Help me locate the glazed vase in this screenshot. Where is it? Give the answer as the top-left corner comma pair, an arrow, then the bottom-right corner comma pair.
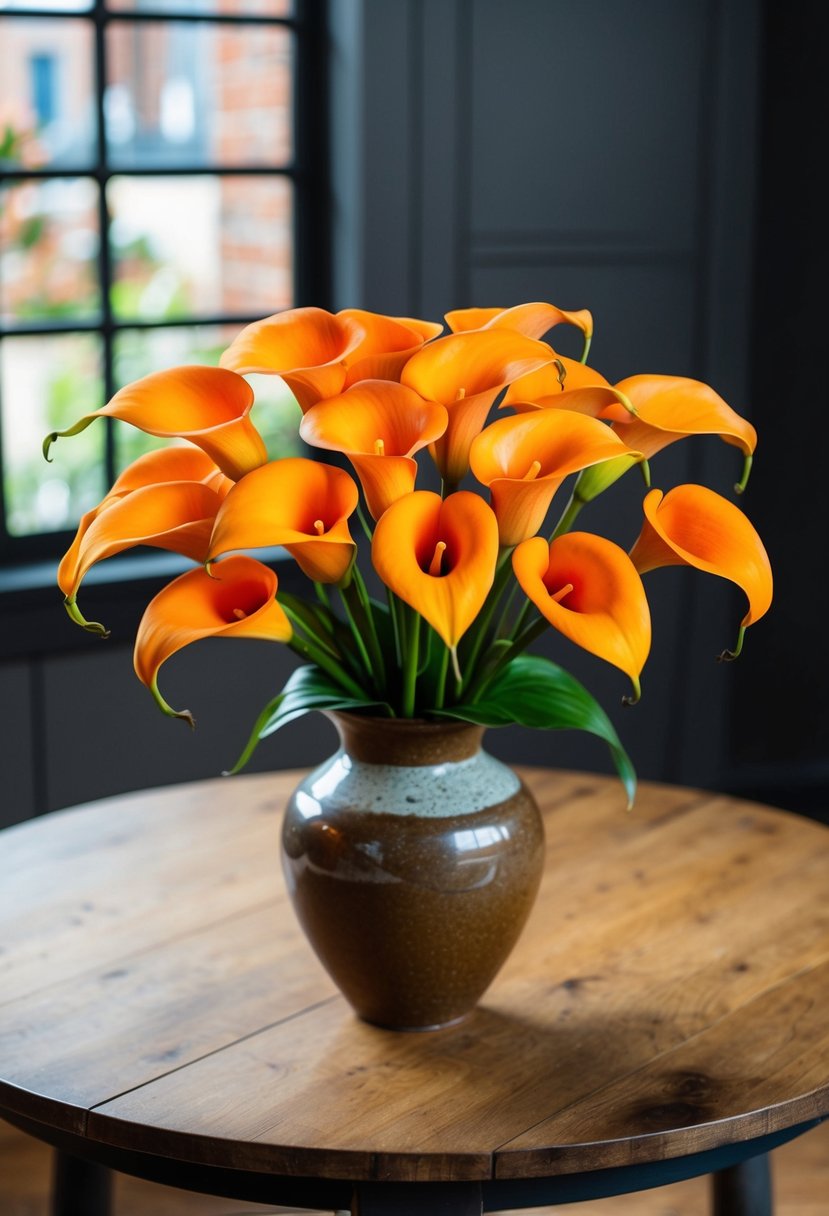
280,712 -> 545,1031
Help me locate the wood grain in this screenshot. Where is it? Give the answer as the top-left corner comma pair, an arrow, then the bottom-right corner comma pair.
3,1116 -> 829,1216
1,768 -> 828,1187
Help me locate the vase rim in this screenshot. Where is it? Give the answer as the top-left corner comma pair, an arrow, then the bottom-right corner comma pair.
327,709 -> 484,766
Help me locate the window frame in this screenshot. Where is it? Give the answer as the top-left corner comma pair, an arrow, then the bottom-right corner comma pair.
0,0 -> 330,567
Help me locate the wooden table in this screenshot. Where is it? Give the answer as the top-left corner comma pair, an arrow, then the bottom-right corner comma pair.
1,769 -> 827,1216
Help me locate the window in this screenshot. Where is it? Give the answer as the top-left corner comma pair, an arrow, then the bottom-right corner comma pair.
0,0 -> 327,563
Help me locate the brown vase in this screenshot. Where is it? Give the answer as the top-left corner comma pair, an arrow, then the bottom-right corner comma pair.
281,712 -> 544,1031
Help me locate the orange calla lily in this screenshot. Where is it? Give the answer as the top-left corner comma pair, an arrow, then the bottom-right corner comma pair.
608,375 -> 757,493
445,302 -> 593,348
60,447 -> 233,620
401,329 -> 557,486
220,307 -> 366,411
338,309 -> 444,385
372,491 -> 499,657
630,485 -> 772,658
43,366 -> 267,481
300,381 -> 448,520
470,410 -> 642,546
60,481 -> 229,635
134,555 -> 291,724
107,446 -> 233,498
513,532 -> 651,699
502,356 -> 634,423
207,457 -> 359,584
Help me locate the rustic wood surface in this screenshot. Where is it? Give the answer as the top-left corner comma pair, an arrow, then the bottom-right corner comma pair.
1,769 -> 827,1187
2,1118 -> 828,1216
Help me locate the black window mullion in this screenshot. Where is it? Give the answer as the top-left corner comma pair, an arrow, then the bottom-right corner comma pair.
93,0 -> 117,487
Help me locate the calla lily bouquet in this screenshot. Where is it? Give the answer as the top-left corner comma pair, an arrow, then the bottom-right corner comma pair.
45,302 -> 772,805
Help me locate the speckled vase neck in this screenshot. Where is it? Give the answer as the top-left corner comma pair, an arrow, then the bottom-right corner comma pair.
281,713 -> 545,1031
329,711 -> 484,766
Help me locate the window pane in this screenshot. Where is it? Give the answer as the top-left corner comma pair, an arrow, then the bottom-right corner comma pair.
1,332 -> 105,535
0,178 -> 100,324
109,175 -> 293,320
106,21 -> 293,168
113,324 -> 304,469
107,0 -> 292,14
0,18 -> 95,168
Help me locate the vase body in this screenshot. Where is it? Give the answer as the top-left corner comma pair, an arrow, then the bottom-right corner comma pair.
281,712 -> 544,1030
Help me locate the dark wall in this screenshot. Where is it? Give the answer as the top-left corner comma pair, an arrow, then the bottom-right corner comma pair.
730,0 -> 829,817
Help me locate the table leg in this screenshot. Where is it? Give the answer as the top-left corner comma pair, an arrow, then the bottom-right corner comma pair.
51,1150 -> 112,1216
351,1181 -> 483,1215
711,1151 -> 772,1216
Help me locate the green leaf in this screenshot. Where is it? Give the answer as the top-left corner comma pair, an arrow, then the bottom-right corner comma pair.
226,665 -> 393,775
436,653 -> 637,808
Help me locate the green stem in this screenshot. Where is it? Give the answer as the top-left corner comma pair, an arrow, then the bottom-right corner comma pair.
357,503 -> 375,543
464,617 -> 548,704
460,550 -> 515,692
401,606 -> 420,718
287,632 -> 365,699
387,589 -> 403,668
433,643 -> 450,711
580,332 -> 592,364
338,582 -> 375,682
549,488 -> 586,542
313,581 -> 332,615
345,578 -> 384,695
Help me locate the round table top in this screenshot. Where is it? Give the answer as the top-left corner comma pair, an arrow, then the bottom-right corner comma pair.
1,768 -> 828,1186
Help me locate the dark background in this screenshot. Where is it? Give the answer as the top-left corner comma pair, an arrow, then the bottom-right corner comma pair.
1,0 -> 825,828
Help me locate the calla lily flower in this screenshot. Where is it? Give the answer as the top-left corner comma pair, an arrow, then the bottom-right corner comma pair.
207,457 -> 359,584
513,532 -> 651,699
629,485 -> 772,659
134,555 -> 291,724
502,357 -> 635,422
60,481 -> 230,635
401,329 -> 557,486
338,309 -> 444,385
59,448 -> 233,635
43,366 -> 267,481
470,410 -> 642,546
300,381 -> 448,520
220,307 -> 365,411
445,302 -> 593,348
605,375 -> 758,494
372,491 -> 499,657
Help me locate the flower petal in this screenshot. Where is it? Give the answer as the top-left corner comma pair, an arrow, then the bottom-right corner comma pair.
134,555 -> 291,722
299,381 -> 448,519
338,309 -> 443,384
502,357 -> 633,422
208,456 -> 359,584
44,366 -> 267,481
220,307 -> 363,411
109,446 -> 233,497
630,485 -> 772,641
513,532 -> 651,696
445,302 -> 593,342
372,490 -> 499,650
470,410 -> 641,546
401,329 -> 556,484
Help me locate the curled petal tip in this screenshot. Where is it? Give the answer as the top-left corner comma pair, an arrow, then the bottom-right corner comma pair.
734,454 -> 753,495
150,676 -> 195,726
640,458 -> 651,488
717,625 -> 746,663
622,677 -> 642,707
43,434 -> 57,462
64,597 -> 110,638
